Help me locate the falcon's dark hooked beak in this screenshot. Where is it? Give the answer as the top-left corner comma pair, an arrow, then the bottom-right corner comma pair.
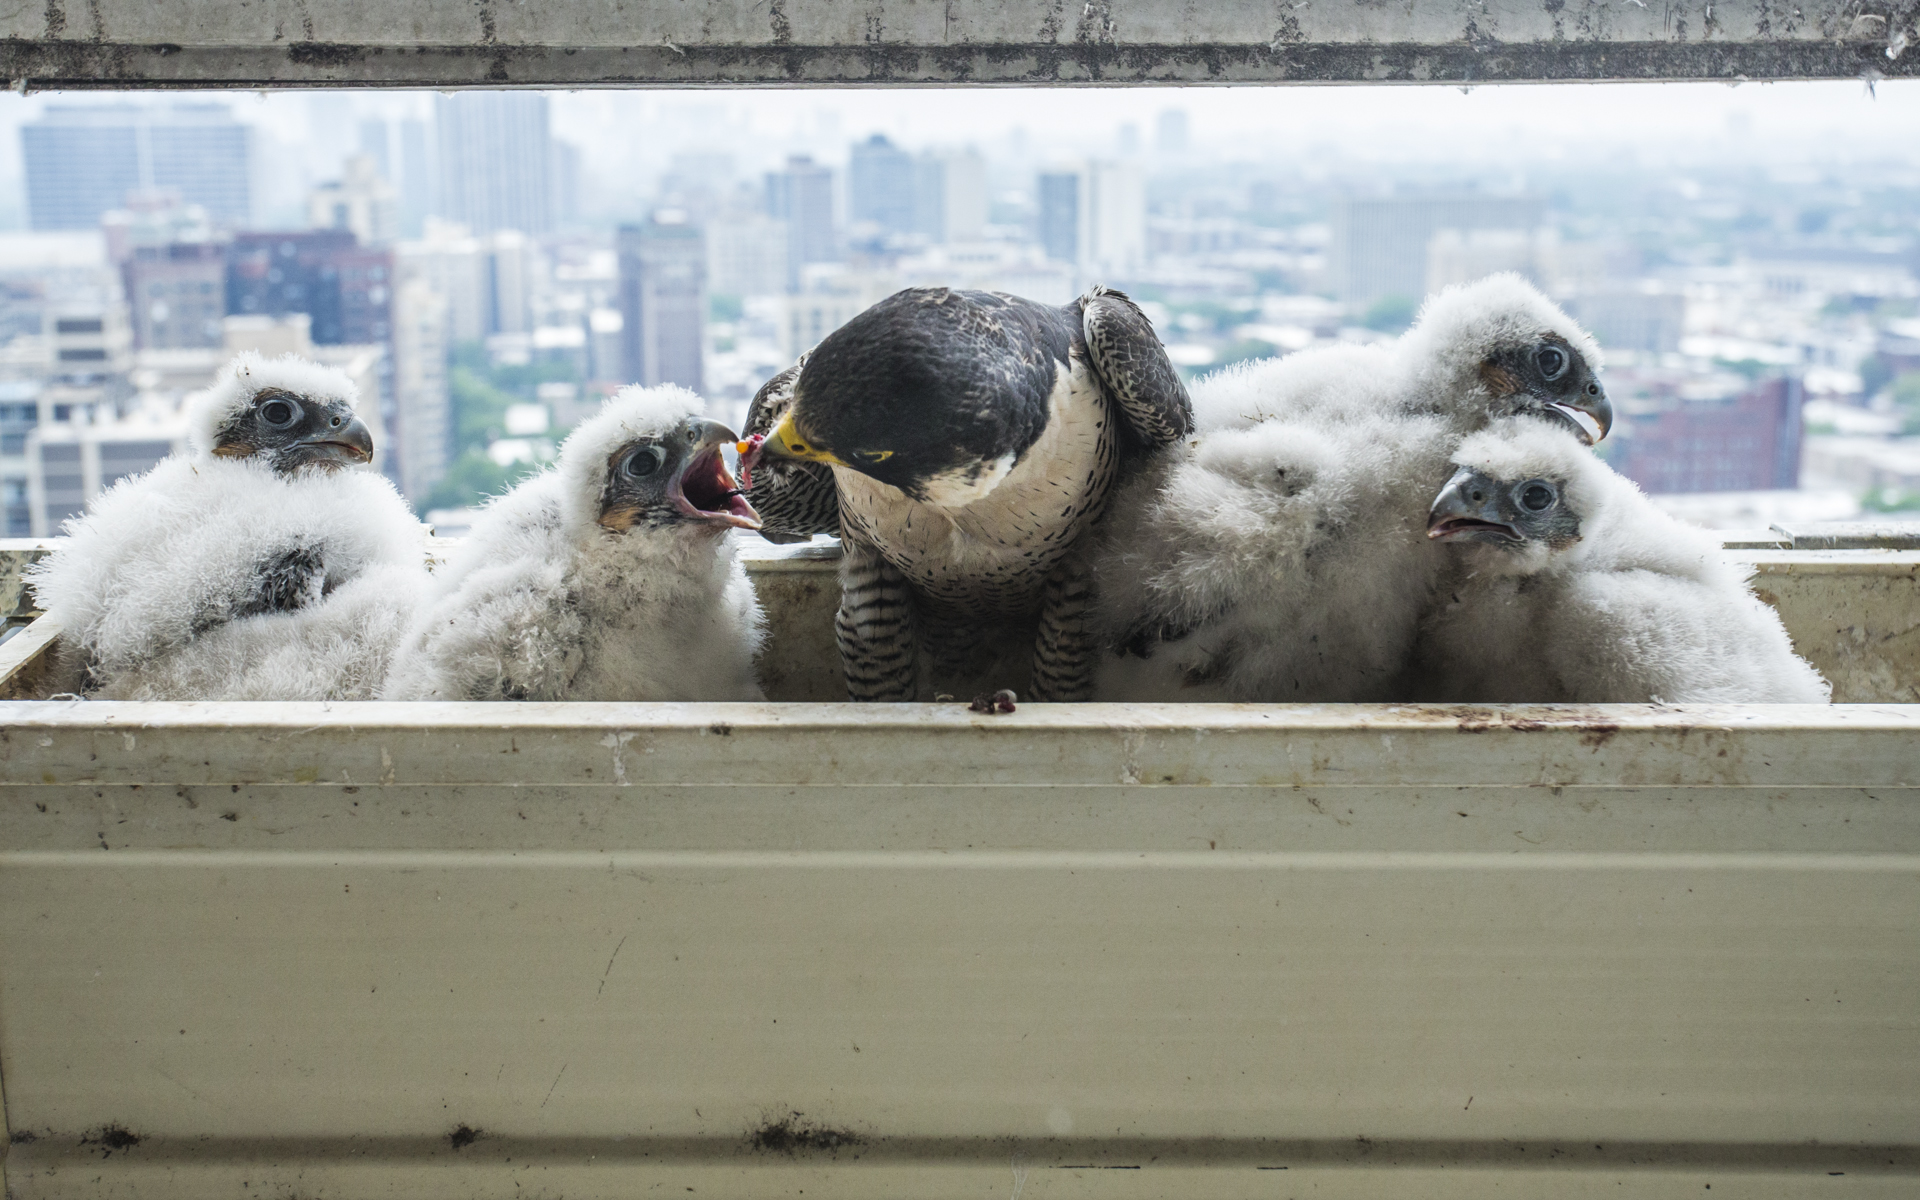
292,413 -> 375,466
1427,469 -> 1523,544
1541,383 -> 1613,447
672,419 -> 761,531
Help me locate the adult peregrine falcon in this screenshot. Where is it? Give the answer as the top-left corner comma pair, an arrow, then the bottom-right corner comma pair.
739,285 -> 1192,701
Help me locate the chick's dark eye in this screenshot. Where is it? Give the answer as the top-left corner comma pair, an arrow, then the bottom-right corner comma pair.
259,399 -> 299,428
1535,345 -> 1569,381
1518,480 -> 1558,513
622,446 -> 666,478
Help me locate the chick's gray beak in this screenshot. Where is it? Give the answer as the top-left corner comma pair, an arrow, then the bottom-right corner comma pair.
692,419 -> 740,452
1548,383 -> 1613,446
297,413 -> 374,464
1427,469 -> 1521,543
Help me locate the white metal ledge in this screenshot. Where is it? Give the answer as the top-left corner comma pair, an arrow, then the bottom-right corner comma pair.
0,701 -> 1917,1196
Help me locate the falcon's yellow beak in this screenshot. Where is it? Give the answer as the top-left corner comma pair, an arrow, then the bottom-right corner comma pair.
762,410 -> 848,468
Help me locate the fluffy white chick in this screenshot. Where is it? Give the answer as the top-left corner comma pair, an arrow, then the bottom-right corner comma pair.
1087,274 -> 1615,702
381,386 -> 767,702
1191,274 -> 1611,436
27,352 -> 425,700
1413,419 -> 1830,704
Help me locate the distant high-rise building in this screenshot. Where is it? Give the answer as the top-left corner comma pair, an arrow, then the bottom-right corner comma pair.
357,119 -> 392,181
1037,171 -> 1081,265
1612,375 -> 1805,494
0,230 -> 117,348
483,230 -> 535,337
707,216 -> 791,298
1086,161 -> 1145,277
551,140 -> 583,229
396,224 -> 533,345
0,381 -> 41,535
584,310 -> 626,387
1155,109 -> 1189,155
1332,193 -> 1547,306
46,305 -> 132,384
307,155 -> 400,246
21,103 -> 251,231
99,195 -> 226,351
124,243 -> 227,350
226,231 -> 393,346
396,118 -> 436,238
26,414 -> 187,537
390,278 -> 452,501
1035,162 -> 1145,277
434,92 -> 553,235
848,134 -> 917,236
617,212 -> 706,393
765,156 -> 836,292
910,149 -> 989,245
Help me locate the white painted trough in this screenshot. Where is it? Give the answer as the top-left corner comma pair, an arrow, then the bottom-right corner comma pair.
0,536 -> 1916,1197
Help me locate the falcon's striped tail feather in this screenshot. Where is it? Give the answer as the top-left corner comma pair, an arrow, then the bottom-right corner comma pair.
1028,554 -> 1095,702
835,539 -> 919,701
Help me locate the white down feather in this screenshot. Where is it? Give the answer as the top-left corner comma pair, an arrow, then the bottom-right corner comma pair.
1412,420 -> 1831,704
1090,411 -> 1453,701
380,386 -> 766,702
28,453 -> 426,701
1088,274 -> 1603,702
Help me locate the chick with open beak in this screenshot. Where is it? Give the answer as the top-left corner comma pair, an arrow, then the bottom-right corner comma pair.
1474,335 -> 1612,447
599,417 -> 760,533
381,385 -> 769,703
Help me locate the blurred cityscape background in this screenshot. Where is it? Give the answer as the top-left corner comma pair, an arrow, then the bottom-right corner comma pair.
0,83 -> 1917,535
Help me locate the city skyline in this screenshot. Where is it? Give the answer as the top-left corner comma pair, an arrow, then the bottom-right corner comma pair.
0,80 -> 1916,529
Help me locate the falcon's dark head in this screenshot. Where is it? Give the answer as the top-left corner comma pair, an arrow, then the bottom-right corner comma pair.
560,385 -> 759,537
743,288 -> 1063,506
192,352 -> 373,475
1427,419 -> 1597,573
1406,274 -> 1613,446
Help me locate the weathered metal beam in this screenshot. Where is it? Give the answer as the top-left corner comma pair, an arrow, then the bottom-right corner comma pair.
1,0 -> 1915,88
